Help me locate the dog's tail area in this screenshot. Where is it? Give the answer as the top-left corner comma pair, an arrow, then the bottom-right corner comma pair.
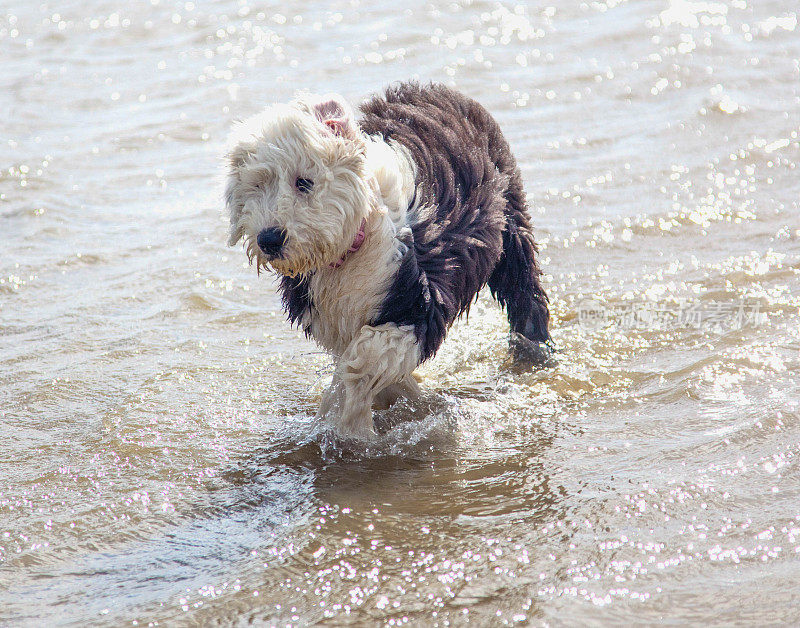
487,169 -> 553,361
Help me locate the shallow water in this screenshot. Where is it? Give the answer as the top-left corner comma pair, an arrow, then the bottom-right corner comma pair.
2,0 -> 800,625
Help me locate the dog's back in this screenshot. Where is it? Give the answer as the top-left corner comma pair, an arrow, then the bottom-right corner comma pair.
360,82 -> 551,361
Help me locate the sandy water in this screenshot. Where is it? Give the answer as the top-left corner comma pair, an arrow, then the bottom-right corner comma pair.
2,0 -> 800,625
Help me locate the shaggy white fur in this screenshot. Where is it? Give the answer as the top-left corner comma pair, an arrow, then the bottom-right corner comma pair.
318,324 -> 421,437
225,92 -> 420,437
226,100 -> 370,277
226,83 -> 554,436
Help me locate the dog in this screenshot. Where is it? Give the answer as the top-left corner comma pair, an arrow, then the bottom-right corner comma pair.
225,82 -> 551,438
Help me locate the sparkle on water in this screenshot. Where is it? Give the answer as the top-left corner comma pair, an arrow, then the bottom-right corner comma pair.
2,0 -> 800,625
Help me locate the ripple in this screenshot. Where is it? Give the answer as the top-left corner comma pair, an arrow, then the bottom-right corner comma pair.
2,0 -> 800,624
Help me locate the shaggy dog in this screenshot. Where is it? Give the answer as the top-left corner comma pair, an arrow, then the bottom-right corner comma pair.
225,82 -> 551,438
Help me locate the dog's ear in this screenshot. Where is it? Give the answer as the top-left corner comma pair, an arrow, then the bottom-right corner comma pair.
227,144 -> 252,170
224,173 -> 246,247
311,95 -> 357,140
224,142 -> 248,247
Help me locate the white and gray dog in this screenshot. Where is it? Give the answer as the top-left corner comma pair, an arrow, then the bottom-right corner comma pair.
225,82 -> 551,438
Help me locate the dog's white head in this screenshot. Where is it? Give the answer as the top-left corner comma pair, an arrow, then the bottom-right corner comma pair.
225,94 -> 370,276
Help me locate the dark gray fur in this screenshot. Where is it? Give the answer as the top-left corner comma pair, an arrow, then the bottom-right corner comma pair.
280,82 -> 551,362
363,82 -> 550,361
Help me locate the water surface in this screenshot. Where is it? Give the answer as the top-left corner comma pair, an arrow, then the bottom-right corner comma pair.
2,0 -> 800,624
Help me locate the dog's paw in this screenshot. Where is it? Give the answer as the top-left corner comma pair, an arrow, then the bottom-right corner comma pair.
317,384 -> 376,439
336,403 -> 377,440
509,332 -> 557,367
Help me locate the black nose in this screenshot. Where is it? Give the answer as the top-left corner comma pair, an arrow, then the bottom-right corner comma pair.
256,227 -> 287,257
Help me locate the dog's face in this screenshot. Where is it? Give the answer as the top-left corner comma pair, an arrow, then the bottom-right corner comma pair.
225,95 -> 369,276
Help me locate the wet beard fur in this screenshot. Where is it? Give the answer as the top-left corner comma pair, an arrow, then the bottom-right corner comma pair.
243,190 -> 375,279
244,235 -> 320,278
244,237 -> 274,276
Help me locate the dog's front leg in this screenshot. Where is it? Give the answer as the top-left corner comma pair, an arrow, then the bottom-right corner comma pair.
317,370 -> 342,419
333,323 -> 420,438
373,375 -> 422,410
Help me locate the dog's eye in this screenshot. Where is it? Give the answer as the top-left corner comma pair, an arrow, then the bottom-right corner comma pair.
295,177 -> 314,194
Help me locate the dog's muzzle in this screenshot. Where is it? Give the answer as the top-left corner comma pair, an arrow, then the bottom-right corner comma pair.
256,227 -> 287,258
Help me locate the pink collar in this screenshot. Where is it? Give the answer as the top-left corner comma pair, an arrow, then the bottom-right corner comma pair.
329,218 -> 367,269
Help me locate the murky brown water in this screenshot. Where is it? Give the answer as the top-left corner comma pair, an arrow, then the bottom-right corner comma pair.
2,0 -> 800,625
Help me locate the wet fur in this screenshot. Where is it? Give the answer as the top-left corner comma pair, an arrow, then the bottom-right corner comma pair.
226,82 -> 551,437
361,83 -> 551,359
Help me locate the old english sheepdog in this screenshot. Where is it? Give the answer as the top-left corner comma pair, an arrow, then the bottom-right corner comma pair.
225,82 -> 551,438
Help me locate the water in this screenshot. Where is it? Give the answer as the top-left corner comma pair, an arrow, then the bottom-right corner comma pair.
2,0 -> 799,624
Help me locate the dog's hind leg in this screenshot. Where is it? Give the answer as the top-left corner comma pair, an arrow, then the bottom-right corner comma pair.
487,175 -> 553,362
330,323 -> 420,438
